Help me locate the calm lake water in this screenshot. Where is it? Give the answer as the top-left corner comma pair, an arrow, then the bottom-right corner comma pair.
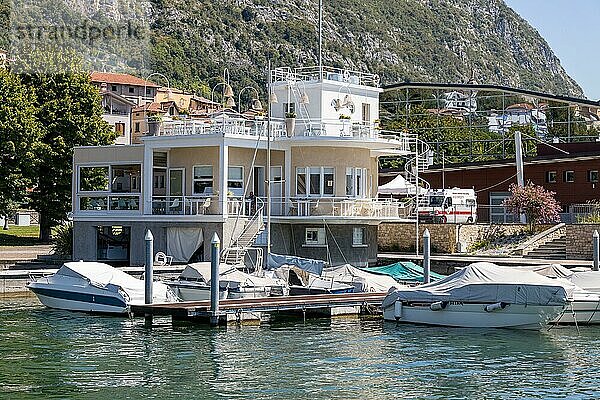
1,295 -> 599,400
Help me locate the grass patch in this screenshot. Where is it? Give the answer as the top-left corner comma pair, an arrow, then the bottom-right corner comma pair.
0,225 -> 42,246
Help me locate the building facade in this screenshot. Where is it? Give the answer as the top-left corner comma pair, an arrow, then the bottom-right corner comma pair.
72,66 -> 413,267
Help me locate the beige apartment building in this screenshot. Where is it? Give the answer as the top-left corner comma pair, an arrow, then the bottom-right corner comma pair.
72,66 -> 415,267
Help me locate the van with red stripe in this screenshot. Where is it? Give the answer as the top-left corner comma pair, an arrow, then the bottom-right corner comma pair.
418,188 -> 477,224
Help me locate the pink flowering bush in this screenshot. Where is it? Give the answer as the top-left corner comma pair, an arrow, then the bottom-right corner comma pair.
503,182 -> 561,232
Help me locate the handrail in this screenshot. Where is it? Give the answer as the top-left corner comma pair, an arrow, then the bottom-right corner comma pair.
512,223 -> 566,256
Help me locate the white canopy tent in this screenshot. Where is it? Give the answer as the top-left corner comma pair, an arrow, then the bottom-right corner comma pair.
378,174 -> 419,195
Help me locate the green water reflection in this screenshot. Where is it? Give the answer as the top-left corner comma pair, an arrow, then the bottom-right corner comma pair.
0,296 -> 598,399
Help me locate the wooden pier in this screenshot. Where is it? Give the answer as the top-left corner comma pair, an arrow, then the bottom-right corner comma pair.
131,292 -> 387,325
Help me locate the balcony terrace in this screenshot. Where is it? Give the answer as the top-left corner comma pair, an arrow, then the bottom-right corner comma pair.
271,66 -> 380,87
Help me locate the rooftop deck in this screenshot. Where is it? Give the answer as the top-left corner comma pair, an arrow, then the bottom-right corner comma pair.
271,66 -> 380,87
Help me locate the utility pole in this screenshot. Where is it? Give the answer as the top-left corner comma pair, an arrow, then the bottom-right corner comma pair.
514,130 -> 526,224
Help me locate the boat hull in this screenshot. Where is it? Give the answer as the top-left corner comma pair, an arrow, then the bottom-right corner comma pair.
28,285 -> 128,314
383,302 -> 564,330
167,282 -> 228,302
551,300 -> 600,324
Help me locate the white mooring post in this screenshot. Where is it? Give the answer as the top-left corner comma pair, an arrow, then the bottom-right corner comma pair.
144,229 -> 154,326
423,229 -> 431,284
210,233 -> 221,326
593,230 -> 599,272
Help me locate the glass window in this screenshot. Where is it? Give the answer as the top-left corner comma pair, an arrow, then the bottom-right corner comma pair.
323,168 -> 334,195
80,166 -> 109,192
346,168 -> 354,196
193,166 -> 213,195
352,227 -> 366,245
97,226 -> 130,262
564,171 -> 575,183
153,152 -> 168,167
305,227 -> 325,245
546,171 -> 557,183
111,165 -> 141,193
228,166 -> 244,196
309,167 -> 321,196
589,170 -> 599,183
345,167 -> 367,197
296,167 -> 306,196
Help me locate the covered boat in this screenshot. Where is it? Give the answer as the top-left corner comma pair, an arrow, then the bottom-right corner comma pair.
522,264 -> 600,325
321,264 -> 400,292
27,261 -> 173,314
167,262 -> 288,301
362,262 -> 445,284
382,262 -> 570,329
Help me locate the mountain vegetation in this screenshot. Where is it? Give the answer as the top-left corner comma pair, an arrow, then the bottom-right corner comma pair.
0,0 -> 584,98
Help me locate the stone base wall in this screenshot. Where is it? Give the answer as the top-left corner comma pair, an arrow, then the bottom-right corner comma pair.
378,223 -> 547,254
566,225 -> 600,260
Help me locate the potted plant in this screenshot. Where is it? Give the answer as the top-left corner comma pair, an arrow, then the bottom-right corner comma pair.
147,113 -> 163,136
285,112 -> 297,137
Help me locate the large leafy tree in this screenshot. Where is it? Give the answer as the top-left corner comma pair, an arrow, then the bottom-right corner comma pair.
17,48 -> 115,241
503,182 -> 561,232
0,68 -> 41,225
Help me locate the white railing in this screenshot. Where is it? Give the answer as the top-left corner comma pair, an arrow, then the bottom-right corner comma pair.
150,195 -> 260,216
271,66 -> 380,87
156,118 -> 286,138
265,196 -> 408,218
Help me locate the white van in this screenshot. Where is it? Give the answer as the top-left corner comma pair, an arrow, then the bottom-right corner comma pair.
418,188 -> 477,224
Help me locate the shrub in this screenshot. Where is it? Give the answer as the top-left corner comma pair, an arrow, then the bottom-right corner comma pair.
52,222 -> 73,257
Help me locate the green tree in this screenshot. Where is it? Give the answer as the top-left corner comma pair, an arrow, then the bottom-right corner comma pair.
17,48 -> 115,241
0,68 -> 41,227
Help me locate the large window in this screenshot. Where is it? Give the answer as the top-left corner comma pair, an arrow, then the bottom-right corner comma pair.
228,166 -> 244,196
346,167 -> 367,197
111,165 -> 141,193
97,226 -> 130,262
296,167 -> 335,197
352,227 -> 366,246
490,192 -> 516,223
193,166 -> 213,195
80,166 -> 109,192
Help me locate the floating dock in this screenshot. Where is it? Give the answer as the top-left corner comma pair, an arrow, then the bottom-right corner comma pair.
130,292 -> 387,325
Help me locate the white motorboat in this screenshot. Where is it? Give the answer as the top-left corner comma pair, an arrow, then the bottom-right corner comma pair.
382,262 -> 570,330
27,261 -> 173,314
522,264 -> 600,325
166,262 -> 288,301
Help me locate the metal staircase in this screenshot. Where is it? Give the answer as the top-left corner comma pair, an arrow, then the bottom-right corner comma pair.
220,199 -> 265,267
404,137 -> 431,219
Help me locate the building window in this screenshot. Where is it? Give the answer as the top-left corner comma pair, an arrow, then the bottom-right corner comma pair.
111,85 -> 117,91
346,167 -> 367,197
490,192 -> 516,223
111,165 -> 141,193
589,170 -> 599,183
546,171 -> 557,183
305,227 -> 326,245
193,166 -> 213,195
79,166 -> 109,192
564,170 -> 575,183
284,102 -> 296,115
146,88 -> 153,96
128,87 -> 135,93
352,227 -> 366,246
228,166 -> 244,196
296,167 -> 335,197
115,122 -> 125,136
134,122 -> 140,133
97,226 -> 130,262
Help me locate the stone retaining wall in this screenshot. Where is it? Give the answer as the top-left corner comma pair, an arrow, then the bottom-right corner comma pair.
378,223 -> 546,254
566,224 -> 600,259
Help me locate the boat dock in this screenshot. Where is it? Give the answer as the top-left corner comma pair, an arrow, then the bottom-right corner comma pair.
130,292 -> 387,325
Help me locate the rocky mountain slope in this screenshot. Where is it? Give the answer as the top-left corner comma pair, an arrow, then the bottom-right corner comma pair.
1,0 -> 583,97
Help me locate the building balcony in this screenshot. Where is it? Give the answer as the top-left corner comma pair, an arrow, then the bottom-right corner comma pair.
147,117 -> 408,149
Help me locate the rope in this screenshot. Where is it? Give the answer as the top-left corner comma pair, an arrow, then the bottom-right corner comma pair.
323,219 -> 349,265
475,173 -> 517,193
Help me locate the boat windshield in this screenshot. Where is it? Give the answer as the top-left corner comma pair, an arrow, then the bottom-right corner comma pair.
428,196 -> 445,207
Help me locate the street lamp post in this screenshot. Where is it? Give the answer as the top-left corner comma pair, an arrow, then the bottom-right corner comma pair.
143,72 -> 170,106
238,86 -> 263,114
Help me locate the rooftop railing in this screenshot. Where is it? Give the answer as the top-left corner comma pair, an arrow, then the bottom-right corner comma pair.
271,66 -> 380,87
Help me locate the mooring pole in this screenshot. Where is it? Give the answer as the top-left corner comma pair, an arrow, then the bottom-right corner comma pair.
593,230 -> 599,272
514,130 -> 527,224
423,229 -> 431,284
210,233 -> 221,326
144,229 -> 154,326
